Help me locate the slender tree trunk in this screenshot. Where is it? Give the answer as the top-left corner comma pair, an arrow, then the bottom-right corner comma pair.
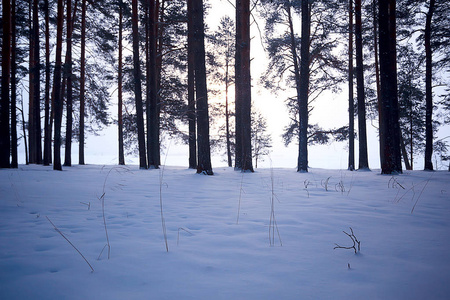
187,2 -> 197,169
373,0 -> 381,110
355,0 -> 369,170
298,0 -> 310,172
28,1 -> 35,164
400,136 -> 412,170
147,0 -> 160,169
34,0 -> 42,164
424,0 -> 435,171
79,0 -> 86,165
348,0 -> 355,171
378,0 -> 402,174
118,1 -> 125,165
225,58 -> 232,167
64,0 -> 73,167
43,0 -> 52,166
0,0 -> 12,168
190,0 -> 213,175
11,0 -> 18,168
53,0 -> 64,171
20,100 -> 29,164
235,0 -> 253,172
132,0 -> 148,169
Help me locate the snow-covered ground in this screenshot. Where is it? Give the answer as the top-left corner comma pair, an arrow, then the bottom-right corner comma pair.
1,164 -> 449,299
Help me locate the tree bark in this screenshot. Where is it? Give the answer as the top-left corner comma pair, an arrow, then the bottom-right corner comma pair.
378,0 -> 402,174
147,0 -> 160,169
187,1 -> 197,169
28,1 -> 35,164
424,0 -> 435,171
43,0 -> 52,166
118,0 -> 125,165
355,0 -> 369,170
0,0 -> 12,168
235,0 -> 253,172
132,0 -> 148,169
297,0 -> 310,172
64,0 -> 73,167
11,0 -> 18,168
225,57 -> 232,167
29,0 -> 42,164
189,0 -> 213,175
348,0 -> 355,171
53,0 -> 65,171
187,3 -> 197,169
79,0 -> 87,165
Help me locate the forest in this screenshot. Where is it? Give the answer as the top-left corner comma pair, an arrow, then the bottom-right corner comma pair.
0,0 -> 449,174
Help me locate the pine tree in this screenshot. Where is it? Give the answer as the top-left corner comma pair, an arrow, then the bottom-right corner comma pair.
378,0 -> 402,174
189,0 -> 213,175
53,0 -> 64,171
355,0 -> 369,170
348,0 -> 355,171
132,0 -> 148,169
43,0 -> 52,166
0,0 -> 12,168
10,0 -> 18,168
146,0 -> 160,169
118,0 -> 125,166
63,0 -> 74,167
298,0 -> 310,172
235,0 -> 253,172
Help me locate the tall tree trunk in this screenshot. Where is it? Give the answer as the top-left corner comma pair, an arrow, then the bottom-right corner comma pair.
118,0 -> 125,165
378,0 -> 402,174
348,0 -> 355,171
373,0 -> 381,111
298,0 -> 310,172
225,57 -> 232,167
287,3 -> 302,163
0,0 -> 12,168
64,0 -> 73,167
11,0 -> 18,168
29,0 -> 42,164
28,1 -> 35,164
43,0 -> 52,165
355,0 -> 369,170
53,0 -> 64,171
189,0 -> 213,175
424,0 -> 435,171
147,0 -> 159,169
32,0 -> 42,164
79,0 -> 86,165
132,0 -> 148,169
187,1 -> 197,169
235,0 -> 253,172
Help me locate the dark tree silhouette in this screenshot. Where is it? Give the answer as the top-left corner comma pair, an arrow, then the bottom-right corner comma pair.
298,0 -> 310,172
348,0 -> 355,171
53,0 -> 65,171
0,0 -> 12,168
235,0 -> 253,172
378,0 -> 402,174
132,0 -> 148,169
189,0 -> 213,175
355,0 -> 369,170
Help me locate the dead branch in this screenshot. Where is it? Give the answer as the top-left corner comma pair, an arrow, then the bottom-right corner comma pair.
334,227 -> 361,254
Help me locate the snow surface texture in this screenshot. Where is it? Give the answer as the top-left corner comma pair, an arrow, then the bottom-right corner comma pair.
1,165 -> 449,300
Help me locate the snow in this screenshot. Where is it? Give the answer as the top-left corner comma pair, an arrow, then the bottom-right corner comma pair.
1,164 -> 449,299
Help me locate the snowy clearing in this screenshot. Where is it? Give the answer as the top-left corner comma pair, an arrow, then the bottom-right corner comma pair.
1,165 -> 449,299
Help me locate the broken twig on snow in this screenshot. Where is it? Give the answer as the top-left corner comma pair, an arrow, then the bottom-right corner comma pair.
334,227 -> 361,254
